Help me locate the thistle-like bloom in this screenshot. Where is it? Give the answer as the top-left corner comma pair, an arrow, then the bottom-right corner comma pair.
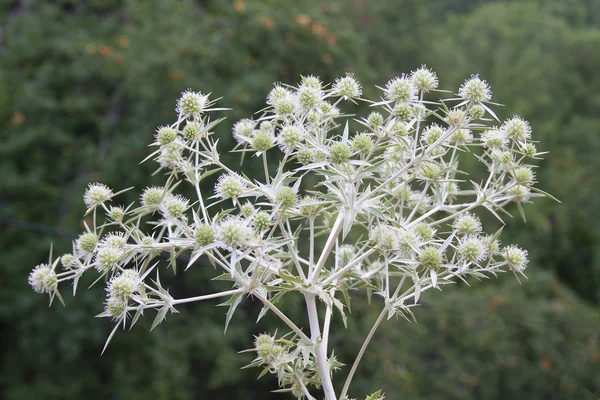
450,129 -> 473,145
329,142 -> 351,164
422,124 -> 444,146
84,183 -> 113,209
140,186 -> 165,209
410,66 -> 438,92
332,74 -> 362,99
502,116 -> 531,142
254,211 -> 272,231
275,187 -> 297,208
195,224 -> 216,246
369,224 -> 396,251
233,119 -> 256,143
458,235 -> 488,263
95,246 -> 122,273
107,269 -> 140,299
503,245 -> 528,272
481,129 -> 508,149
419,246 -> 442,270
352,134 -> 373,154
161,194 -> 189,220
60,253 -> 76,270
452,212 -> 482,235
459,75 -> 492,103
384,75 -> 417,103
28,264 -> 58,294
104,296 -> 127,320
251,131 -> 275,152
217,217 -> 254,248
182,121 -> 206,141
215,173 -> 247,200
76,232 -> 99,255
176,90 -> 208,119
155,126 -> 178,146
278,125 -> 304,152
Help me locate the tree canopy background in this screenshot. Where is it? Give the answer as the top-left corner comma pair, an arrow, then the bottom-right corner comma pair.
1,0 -> 599,399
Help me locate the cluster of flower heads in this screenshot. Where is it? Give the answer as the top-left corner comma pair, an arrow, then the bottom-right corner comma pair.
29,67 -> 549,399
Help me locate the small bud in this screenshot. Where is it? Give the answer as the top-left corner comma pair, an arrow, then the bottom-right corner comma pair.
240,202 -> 255,218
155,126 -> 178,145
411,66 -> 438,92
521,142 -> 537,158
459,75 -> 492,103
483,235 -> 501,255
329,142 -> 351,164
28,264 -> 58,294
254,333 -> 275,360
419,246 -> 442,270
512,166 -> 535,185
503,245 -> 528,272
470,104 -> 486,119
279,125 -> 304,152
109,206 -> 125,222
352,134 -> 374,154
481,129 -> 508,149
452,212 -> 482,235
422,124 -> 444,146
299,196 -> 322,219
450,129 -> 473,145
392,103 -> 413,121
446,109 -> 466,127
60,253 -> 76,270
254,212 -> 272,231
296,149 -> 313,165
385,75 -> 416,102
195,224 -> 216,246
105,297 -> 127,320
508,185 -> 531,203
84,183 -> 113,209
332,74 -> 362,99
215,173 -> 246,200
369,224 -> 396,251
419,162 -> 443,181
251,131 -> 275,152
275,187 -> 297,208
414,224 -> 434,242
182,121 -> 205,141
176,90 -> 208,119
141,186 -> 165,208
76,232 -> 99,255
367,111 -> 384,127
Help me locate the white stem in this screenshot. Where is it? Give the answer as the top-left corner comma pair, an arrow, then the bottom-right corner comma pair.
311,213 -> 344,284
305,293 -> 337,400
173,288 -> 244,305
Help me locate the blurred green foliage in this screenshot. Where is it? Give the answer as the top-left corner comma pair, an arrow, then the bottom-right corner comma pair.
0,0 -> 599,399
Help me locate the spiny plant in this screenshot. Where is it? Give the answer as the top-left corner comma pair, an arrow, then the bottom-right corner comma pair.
29,67 -> 553,399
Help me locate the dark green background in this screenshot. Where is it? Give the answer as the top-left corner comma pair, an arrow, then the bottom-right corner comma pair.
1,0 -> 599,399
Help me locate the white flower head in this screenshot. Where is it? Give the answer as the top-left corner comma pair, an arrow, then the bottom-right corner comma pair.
215,173 -> 247,200
459,75 -> 492,103
28,264 -> 58,294
233,119 -> 256,143
84,183 -> 113,209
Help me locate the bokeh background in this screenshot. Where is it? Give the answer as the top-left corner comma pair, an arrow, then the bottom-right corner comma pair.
1,0 -> 600,399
